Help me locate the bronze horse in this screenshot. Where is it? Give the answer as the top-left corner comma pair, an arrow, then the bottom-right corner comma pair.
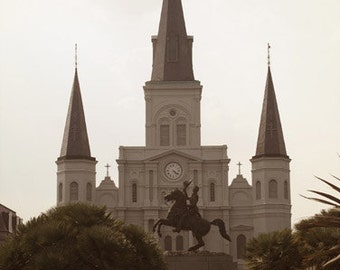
153,189 -> 231,251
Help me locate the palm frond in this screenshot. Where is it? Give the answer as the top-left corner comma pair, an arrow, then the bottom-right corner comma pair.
315,176 -> 340,193
307,190 -> 340,205
331,175 -> 340,182
323,250 -> 340,267
300,195 -> 338,207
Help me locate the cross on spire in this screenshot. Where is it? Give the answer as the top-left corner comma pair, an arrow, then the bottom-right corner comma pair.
75,43 -> 78,69
237,162 -> 242,175
105,163 -> 111,177
267,43 -> 271,67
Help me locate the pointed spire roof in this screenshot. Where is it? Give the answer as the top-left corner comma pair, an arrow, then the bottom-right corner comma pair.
253,67 -> 288,159
151,0 -> 194,81
58,68 -> 95,161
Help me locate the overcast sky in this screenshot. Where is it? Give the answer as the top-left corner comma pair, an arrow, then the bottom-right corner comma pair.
0,0 -> 339,225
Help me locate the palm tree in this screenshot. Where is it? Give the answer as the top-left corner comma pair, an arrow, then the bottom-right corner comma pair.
295,210 -> 340,269
245,228 -> 302,270
297,175 -> 340,268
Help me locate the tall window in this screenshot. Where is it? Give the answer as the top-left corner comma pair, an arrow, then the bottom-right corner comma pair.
237,235 -> 246,259
86,183 -> 92,201
284,181 -> 289,199
70,182 -> 78,201
132,183 -> 137,203
269,180 -> 278,199
210,182 -> 215,202
256,181 -> 261,200
160,124 -> 170,146
176,235 -> 184,251
165,236 -> 172,251
58,183 -> 63,202
176,124 -> 186,146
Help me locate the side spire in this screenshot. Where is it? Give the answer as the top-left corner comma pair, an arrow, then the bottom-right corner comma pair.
151,0 -> 194,81
58,45 -> 94,161
254,46 -> 288,159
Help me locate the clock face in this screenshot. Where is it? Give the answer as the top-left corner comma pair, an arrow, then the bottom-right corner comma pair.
164,162 -> 183,180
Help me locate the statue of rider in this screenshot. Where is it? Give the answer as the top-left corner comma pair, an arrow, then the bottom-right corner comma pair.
173,182 -> 201,233
188,186 -> 201,218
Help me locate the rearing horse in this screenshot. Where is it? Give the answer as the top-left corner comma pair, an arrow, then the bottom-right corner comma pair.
153,189 -> 231,251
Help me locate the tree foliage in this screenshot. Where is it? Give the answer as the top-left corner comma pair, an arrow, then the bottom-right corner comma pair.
245,228 -> 302,270
297,174 -> 340,269
295,209 -> 340,270
0,204 -> 166,270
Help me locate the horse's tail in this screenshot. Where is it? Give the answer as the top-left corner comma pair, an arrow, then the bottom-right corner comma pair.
211,219 -> 231,241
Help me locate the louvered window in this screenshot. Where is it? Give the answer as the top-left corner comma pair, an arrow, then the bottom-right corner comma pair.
70,182 -> 78,201
160,124 -> 170,146
210,183 -> 215,202
132,183 -> 137,203
58,183 -> 63,202
176,124 -> 186,146
269,180 -> 278,199
86,183 -> 92,201
256,181 -> 261,200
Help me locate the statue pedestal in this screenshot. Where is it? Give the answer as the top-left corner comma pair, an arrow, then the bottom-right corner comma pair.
164,251 -> 238,270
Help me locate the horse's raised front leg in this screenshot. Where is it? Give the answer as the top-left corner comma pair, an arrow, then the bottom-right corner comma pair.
152,218 -> 175,238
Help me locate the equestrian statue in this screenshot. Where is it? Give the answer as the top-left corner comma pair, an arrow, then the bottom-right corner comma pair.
153,180 -> 231,251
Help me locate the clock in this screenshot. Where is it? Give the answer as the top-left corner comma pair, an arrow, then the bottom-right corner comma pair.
164,162 -> 183,180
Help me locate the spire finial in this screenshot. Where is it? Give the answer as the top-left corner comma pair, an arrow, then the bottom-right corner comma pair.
267,43 -> 271,67
237,162 -> 242,175
105,163 -> 111,177
75,43 -> 78,69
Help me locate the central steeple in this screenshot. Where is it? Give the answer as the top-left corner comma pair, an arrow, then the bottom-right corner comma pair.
151,0 -> 194,81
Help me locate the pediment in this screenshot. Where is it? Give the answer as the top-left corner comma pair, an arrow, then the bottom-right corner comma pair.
145,149 -> 202,162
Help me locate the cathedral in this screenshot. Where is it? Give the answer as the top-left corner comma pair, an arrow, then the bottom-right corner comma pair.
56,0 -> 291,266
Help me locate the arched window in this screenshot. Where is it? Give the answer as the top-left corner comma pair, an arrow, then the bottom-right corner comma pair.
176,117 -> 187,146
237,234 -> 246,259
176,124 -> 186,146
58,183 -> 63,202
269,180 -> 278,199
164,236 -> 172,251
70,182 -> 78,201
132,183 -> 137,203
176,235 -> 184,251
256,181 -> 261,200
86,183 -> 92,201
284,181 -> 289,199
160,124 -> 170,146
210,182 -> 215,202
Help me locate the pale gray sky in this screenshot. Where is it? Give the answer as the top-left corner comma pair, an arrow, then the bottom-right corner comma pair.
0,0 -> 339,225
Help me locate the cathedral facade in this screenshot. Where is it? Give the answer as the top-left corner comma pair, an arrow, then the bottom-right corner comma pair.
56,0 -> 291,266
